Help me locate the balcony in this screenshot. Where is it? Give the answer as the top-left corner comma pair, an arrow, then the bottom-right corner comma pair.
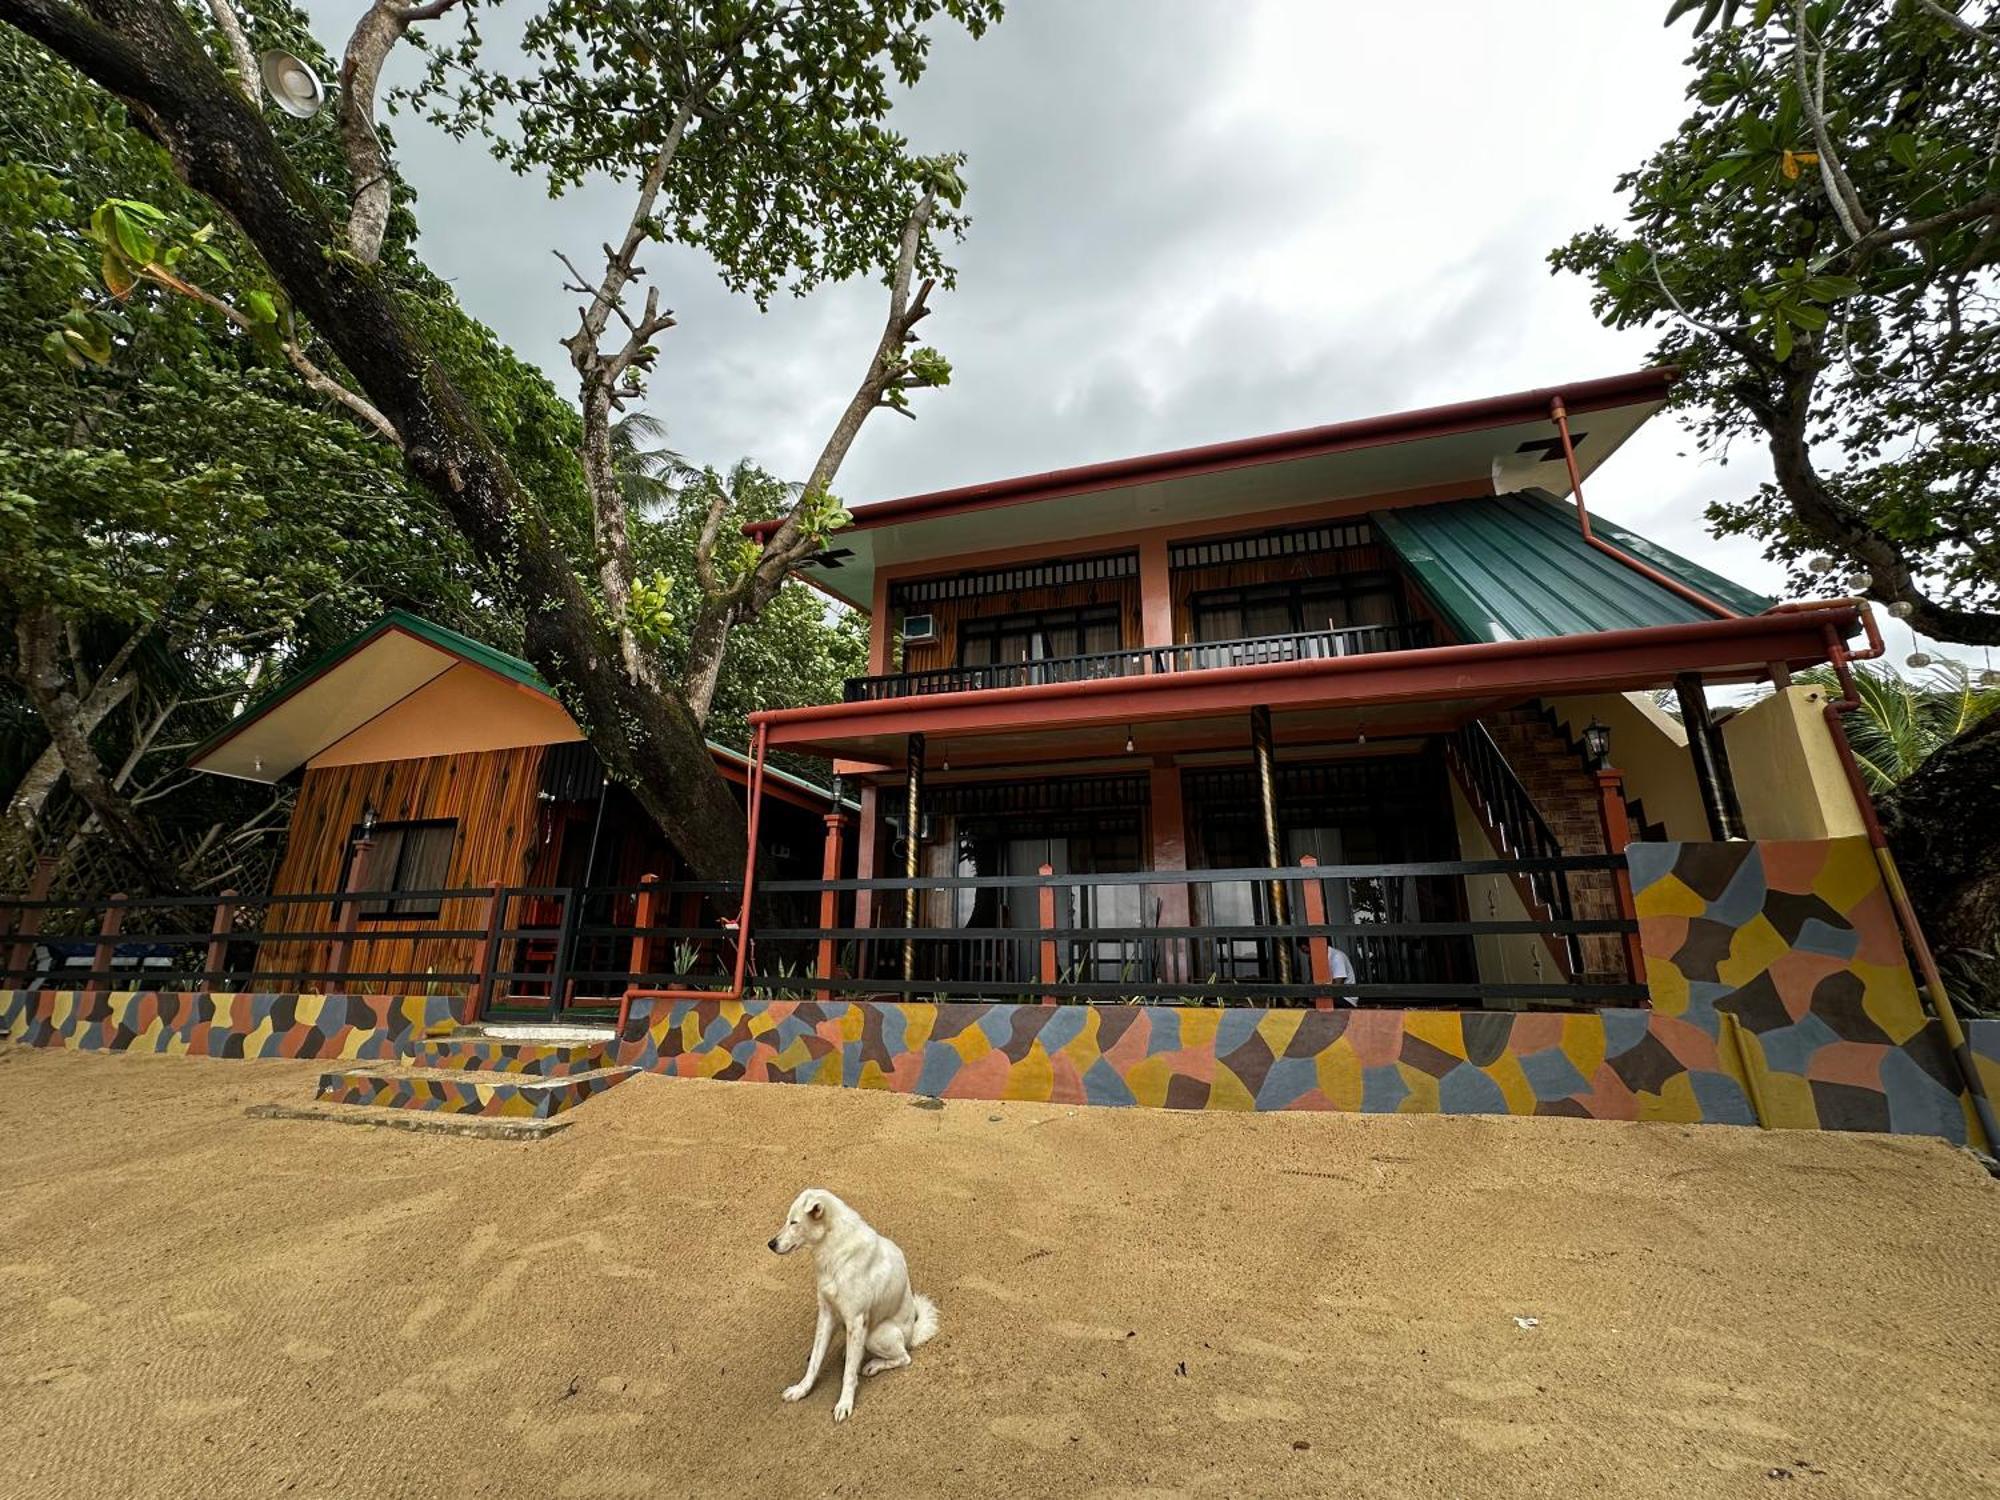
843,621 -> 1436,704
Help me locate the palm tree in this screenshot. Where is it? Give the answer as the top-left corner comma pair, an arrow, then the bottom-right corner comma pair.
608,411 -> 691,515
1797,660 -> 2000,792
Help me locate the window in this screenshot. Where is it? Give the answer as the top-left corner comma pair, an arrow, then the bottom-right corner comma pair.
959,605 -> 1122,666
341,819 -> 458,920
1191,575 -> 1402,644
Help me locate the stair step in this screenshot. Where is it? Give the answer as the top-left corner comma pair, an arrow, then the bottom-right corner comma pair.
247,1101 -> 571,1141
455,1022 -> 617,1044
314,1064 -> 636,1119
404,1036 -> 609,1075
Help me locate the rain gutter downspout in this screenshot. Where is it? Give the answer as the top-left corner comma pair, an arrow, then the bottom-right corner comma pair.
616,722 -> 772,1036
1550,398 -> 1741,620
1809,613 -> 1996,1153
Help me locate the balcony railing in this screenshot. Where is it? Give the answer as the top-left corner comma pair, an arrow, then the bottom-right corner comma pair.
843,621 -> 1436,703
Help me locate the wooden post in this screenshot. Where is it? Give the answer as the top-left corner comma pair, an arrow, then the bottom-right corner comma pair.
1674,673 -> 1745,841
326,838 -> 374,991
1594,768 -> 1648,985
468,882 -> 507,1023
628,874 -> 660,987
816,812 -> 852,984
200,890 -> 237,995
901,733 -> 925,983
1298,855 -> 1334,1010
4,854 -> 57,988
1037,863 -> 1060,1005
1250,705 -> 1293,982
89,895 -> 126,994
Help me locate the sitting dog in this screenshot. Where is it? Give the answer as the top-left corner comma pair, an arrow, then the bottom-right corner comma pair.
768,1188 -> 938,1422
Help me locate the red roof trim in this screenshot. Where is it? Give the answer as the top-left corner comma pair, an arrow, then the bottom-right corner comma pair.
746,367 -> 1677,542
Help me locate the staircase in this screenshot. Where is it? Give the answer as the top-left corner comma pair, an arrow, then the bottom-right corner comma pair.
254,1024 -> 636,1138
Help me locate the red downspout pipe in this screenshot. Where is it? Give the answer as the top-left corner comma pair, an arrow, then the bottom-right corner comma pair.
1816,620 -> 1996,1152
1550,398 -> 1740,620
617,722 -> 773,1036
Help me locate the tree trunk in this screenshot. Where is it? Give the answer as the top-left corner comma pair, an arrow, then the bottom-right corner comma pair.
4,0 -> 751,880
0,668 -> 135,870
682,600 -> 735,726
11,608 -> 178,893
1878,706 -> 2000,955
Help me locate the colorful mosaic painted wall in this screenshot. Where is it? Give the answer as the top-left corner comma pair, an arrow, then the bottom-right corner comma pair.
605,838 -> 1977,1142
0,989 -> 460,1059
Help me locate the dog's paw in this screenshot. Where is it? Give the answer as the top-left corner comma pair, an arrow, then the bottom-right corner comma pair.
861,1358 -> 893,1376
781,1382 -> 811,1403
832,1397 -> 853,1423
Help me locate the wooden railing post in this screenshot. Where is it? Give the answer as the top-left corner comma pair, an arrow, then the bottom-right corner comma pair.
628,874 -> 660,988
326,838 -> 374,992
200,890 -> 237,994
4,854 -> 57,988
1595,768 -> 1648,985
89,895 -> 126,994
1298,856 -> 1335,1010
468,881 -> 506,1023
1037,863 -> 1059,1005
816,813 -> 851,983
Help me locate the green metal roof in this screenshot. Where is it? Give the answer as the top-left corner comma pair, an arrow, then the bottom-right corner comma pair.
1372,492 -> 1772,644
188,609 -> 848,807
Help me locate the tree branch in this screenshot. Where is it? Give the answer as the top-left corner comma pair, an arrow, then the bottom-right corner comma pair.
340,0 -> 462,265
1912,0 -> 1996,46
1794,3 -> 1875,243
199,0 -> 256,104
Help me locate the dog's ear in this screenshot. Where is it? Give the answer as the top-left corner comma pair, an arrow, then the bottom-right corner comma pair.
806,1200 -> 824,1220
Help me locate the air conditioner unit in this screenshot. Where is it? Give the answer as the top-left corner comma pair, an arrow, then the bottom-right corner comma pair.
902,613 -> 937,644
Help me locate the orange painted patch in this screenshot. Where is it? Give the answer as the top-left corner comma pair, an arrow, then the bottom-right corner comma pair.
1647,1013 -> 1721,1073
1758,840 -> 1830,894
1765,948 -> 1851,1020
1804,1040 -> 1890,1089
1344,1011 -> 1406,1068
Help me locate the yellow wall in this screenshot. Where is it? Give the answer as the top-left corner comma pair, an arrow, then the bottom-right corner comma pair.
308,663 -> 584,769
1448,779 -> 1563,1002
1547,691 -> 1709,841
1720,685 -> 1867,840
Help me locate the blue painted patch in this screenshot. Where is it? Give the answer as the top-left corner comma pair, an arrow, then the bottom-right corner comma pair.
1361,1064 -> 1410,1113
1711,849 -> 1771,926
1791,916 -> 1860,961
1688,1068 -> 1756,1126
1518,1046 -> 1589,1101
1081,1057 -> 1136,1107
1752,1010 -> 1843,1076
1601,1008 -> 1654,1056
877,1003 -> 907,1056
977,1007 -> 1017,1046
1037,1005 -> 1088,1054
1624,842 -> 1680,891
913,1042 -> 963,1098
1437,1064 -> 1508,1115
1145,1007 -> 1182,1055
1214,1008 -> 1262,1058
1880,1046 -> 1968,1144
1255,1055 -> 1321,1109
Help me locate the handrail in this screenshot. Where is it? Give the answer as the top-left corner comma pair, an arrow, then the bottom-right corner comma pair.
1149,620 -> 1434,672
1445,720 -> 1578,969
844,646 -> 1149,702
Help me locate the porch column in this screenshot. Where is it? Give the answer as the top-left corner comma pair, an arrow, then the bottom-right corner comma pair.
1673,673 -> 1745,841
902,733 -> 925,982
1249,705 -> 1293,983
1148,760 -> 1190,982
1592,769 -> 1647,984
1138,535 -> 1173,649
816,783 -> 852,984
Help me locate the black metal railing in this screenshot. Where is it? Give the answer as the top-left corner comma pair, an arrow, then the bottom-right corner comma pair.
1444,720 -> 1578,969
0,855 -> 1643,1013
842,622 -> 1435,703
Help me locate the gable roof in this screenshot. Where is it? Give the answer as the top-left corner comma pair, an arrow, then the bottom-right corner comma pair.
1373,492 -> 1773,643
186,610 -> 845,807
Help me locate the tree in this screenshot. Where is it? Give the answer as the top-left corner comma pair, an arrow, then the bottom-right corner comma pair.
1797,658 -> 2000,787
1552,0 -> 2000,644
0,0 -> 997,883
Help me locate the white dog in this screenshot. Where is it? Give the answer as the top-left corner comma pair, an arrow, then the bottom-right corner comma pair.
767,1187 -> 938,1422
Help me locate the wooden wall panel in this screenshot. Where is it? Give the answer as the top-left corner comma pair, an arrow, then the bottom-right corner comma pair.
261,746 -> 548,987
900,577 -> 1141,673
1168,543 -> 1395,642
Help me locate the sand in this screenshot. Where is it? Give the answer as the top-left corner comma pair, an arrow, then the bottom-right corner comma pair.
0,1045 -> 1995,1500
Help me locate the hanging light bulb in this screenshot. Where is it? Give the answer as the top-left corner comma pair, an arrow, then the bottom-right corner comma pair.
1806,554 -> 1834,574
1123,726 -> 1135,754
1356,725 -> 1368,746
1844,572 -> 1871,594
1887,600 -> 1914,619
1907,651 -> 1933,669
1982,669 -> 2000,687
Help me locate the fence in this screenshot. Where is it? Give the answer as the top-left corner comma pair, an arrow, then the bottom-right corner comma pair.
0,854 -> 1645,1014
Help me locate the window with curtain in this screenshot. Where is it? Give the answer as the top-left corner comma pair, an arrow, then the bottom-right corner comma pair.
342,819 -> 459,920
958,604 -> 1122,666
1190,575 -> 1403,644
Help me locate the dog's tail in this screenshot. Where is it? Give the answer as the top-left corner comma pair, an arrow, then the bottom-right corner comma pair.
911,1293 -> 941,1348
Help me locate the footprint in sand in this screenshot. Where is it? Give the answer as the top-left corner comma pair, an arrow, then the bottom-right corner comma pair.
281,1338 -> 336,1362
399,1293 -> 447,1340
1049,1320 -> 1133,1342
1213,1394 -> 1305,1423
989,1411 -> 1096,1452
459,1221 -> 501,1268
44,1295 -> 91,1318
956,1274 -> 1021,1305
1438,1416 -> 1549,1453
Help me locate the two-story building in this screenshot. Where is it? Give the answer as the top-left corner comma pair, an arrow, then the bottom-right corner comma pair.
742,367 -> 1873,1007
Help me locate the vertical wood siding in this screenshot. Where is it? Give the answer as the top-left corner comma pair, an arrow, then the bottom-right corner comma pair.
900,577 -> 1143,673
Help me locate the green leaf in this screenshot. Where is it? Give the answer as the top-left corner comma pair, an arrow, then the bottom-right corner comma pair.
1887,133 -> 1920,172
243,289 -> 279,325
101,247 -> 137,297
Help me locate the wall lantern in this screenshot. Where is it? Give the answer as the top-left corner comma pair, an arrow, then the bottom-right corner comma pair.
359,801 -> 379,840
1581,717 -> 1612,771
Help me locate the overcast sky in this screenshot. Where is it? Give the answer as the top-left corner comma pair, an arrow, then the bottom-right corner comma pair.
303,0 -> 1960,672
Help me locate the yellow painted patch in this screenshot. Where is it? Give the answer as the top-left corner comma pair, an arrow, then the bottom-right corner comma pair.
1396,1065 -> 1440,1114
949,1025 -> 991,1065
695,1048 -> 735,1080
856,1060 -> 892,1091
1404,1011 -> 1466,1060
1482,1051 -> 1537,1115
1174,1008 -> 1222,1053
241,1015 -> 275,1058
1811,837 -> 1881,915
812,1051 -> 843,1087
1123,1055 -> 1172,1109
901,1005 -> 935,1052
1755,1067 -> 1820,1129
1205,1065 -> 1257,1112
1635,1071 -> 1702,1124
1860,972 -> 1929,1045
747,1011 -> 776,1038
1643,956 -> 1690,1017
1002,1044 -> 1054,1102
1634,872 -> 1710,920
840,1006 -> 867,1043
773,1037 -> 817,1073
1254,1010 -> 1305,1056
1314,1042 -> 1363,1111
1716,914 -> 1788,987
1060,1007 -> 1102,1071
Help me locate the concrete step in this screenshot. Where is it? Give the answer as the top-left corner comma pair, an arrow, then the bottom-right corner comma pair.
403,1035 -> 610,1076
454,1022 -> 618,1044
247,1101 -> 571,1141
314,1063 -> 636,1120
